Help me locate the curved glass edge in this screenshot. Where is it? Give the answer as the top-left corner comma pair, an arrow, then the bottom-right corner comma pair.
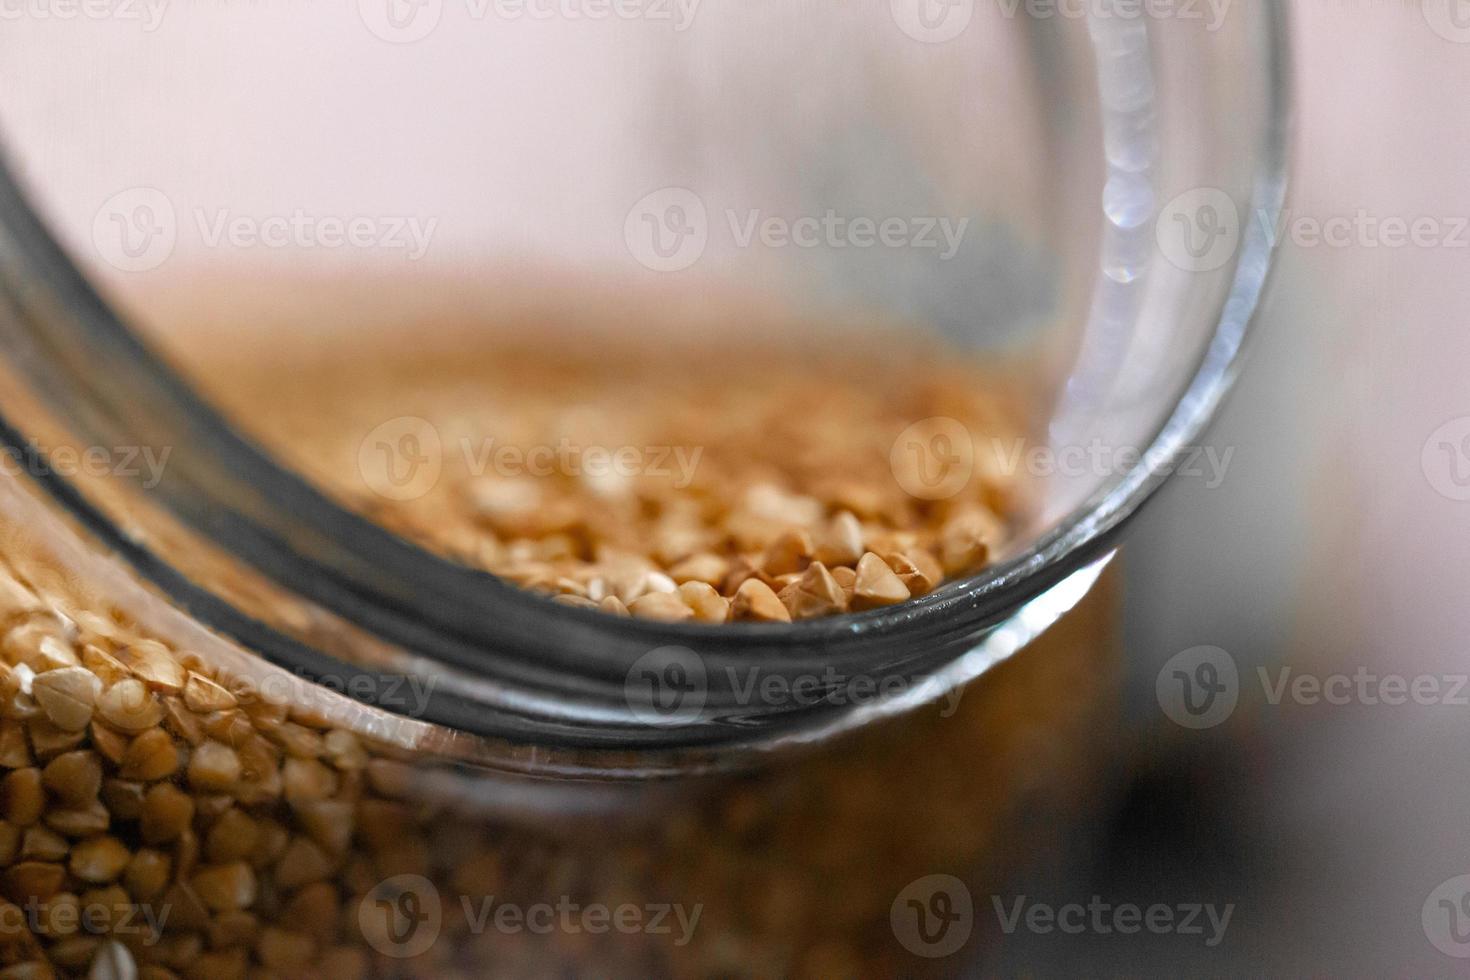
0,0 -> 1289,749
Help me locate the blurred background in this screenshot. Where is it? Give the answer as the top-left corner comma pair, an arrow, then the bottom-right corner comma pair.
1,0 -> 1467,975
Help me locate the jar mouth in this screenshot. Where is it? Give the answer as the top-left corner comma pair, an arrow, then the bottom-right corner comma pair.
0,5 -> 1291,751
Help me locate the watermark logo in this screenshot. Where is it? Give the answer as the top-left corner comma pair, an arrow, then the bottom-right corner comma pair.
358,416 -> 444,501
890,417 -> 975,501
625,187 -> 709,272
890,0 -> 973,43
1157,187 -> 1240,273
359,0 -> 443,43
624,646 -> 708,725
1156,645 -> 1239,729
1424,0 -> 1470,43
1422,417 -> 1470,501
891,874 -> 974,958
360,874 -> 443,958
93,187 -> 176,272
1424,875 -> 1470,957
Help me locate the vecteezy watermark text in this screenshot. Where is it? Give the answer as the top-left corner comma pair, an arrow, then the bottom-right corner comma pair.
1158,645 -> 1470,729
358,874 -> 701,959
725,209 -> 969,260
989,437 -> 1233,489
194,209 -> 437,260
0,896 -> 170,940
992,895 -> 1234,947
151,665 -> 439,720
1158,188 -> 1470,273
92,188 -> 438,272
459,895 -> 700,944
1258,209 -> 1470,251
624,646 -> 964,727
0,0 -> 169,31
358,0 -> 702,44
461,437 -> 701,487
890,875 -> 1233,959
890,0 -> 1232,44
1,441 -> 172,490
624,188 -> 971,272
996,0 -> 1231,30
888,417 -> 1233,503
358,417 -> 704,501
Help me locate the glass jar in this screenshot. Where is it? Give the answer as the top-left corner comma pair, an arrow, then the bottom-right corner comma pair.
0,2 -> 1287,976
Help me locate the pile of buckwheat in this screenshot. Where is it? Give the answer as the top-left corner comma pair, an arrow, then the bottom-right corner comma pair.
217,330 -> 1026,625
0,569 -> 389,979
0,545 -> 1116,980
0,320 -> 1111,979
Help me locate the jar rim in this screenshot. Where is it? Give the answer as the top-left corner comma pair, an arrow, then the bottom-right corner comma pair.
0,4 -> 1291,753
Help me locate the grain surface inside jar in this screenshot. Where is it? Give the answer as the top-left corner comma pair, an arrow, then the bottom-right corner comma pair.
184,318 -> 1030,626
